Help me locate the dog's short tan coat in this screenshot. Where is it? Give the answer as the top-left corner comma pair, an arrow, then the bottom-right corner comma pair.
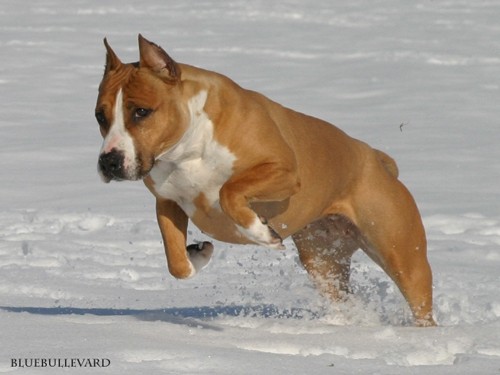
96,35 -> 435,326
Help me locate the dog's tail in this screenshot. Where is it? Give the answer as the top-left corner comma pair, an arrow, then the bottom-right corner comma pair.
375,149 -> 399,178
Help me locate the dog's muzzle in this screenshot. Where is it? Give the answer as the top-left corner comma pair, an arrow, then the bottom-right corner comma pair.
98,149 -> 126,182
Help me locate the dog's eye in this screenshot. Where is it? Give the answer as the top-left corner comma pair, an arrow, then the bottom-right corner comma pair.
95,110 -> 107,127
133,108 -> 152,121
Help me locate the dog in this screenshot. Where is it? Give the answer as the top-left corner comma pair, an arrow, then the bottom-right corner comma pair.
95,35 -> 435,326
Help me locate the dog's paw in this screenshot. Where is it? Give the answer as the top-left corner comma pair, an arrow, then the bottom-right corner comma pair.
237,216 -> 285,250
186,241 -> 214,274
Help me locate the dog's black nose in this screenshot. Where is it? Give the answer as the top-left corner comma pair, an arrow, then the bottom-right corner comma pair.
98,150 -> 125,181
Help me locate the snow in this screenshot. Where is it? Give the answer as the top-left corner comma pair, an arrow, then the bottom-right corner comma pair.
1,0 -> 500,373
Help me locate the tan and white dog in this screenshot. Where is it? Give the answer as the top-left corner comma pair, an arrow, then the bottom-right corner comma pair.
95,35 -> 435,326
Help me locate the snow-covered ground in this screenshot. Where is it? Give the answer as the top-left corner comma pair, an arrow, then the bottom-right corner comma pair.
1,0 -> 500,373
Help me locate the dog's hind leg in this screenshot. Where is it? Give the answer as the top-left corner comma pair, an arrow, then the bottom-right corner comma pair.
350,172 -> 436,327
292,215 -> 360,301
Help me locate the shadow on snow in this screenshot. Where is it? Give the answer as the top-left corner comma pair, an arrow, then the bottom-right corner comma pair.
0,304 -> 316,330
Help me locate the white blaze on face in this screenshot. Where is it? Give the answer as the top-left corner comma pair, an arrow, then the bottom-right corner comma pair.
99,88 -> 139,179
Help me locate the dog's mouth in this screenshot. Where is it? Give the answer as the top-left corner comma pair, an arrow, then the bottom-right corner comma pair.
98,167 -> 142,183
99,173 -> 113,184
98,165 -> 127,183
98,150 -> 150,183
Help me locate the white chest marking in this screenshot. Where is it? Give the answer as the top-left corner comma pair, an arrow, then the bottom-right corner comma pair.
149,90 -> 236,217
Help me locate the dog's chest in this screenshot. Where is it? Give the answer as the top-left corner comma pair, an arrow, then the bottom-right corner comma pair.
150,150 -> 235,217
148,90 -> 236,217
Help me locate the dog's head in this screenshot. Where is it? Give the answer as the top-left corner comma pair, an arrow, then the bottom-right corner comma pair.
95,35 -> 189,182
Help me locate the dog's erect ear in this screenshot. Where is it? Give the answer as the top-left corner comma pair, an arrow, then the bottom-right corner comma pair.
103,38 -> 123,73
138,34 -> 180,82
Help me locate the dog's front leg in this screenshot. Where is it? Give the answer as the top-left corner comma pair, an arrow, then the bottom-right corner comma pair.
219,162 -> 300,249
156,198 -> 213,278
